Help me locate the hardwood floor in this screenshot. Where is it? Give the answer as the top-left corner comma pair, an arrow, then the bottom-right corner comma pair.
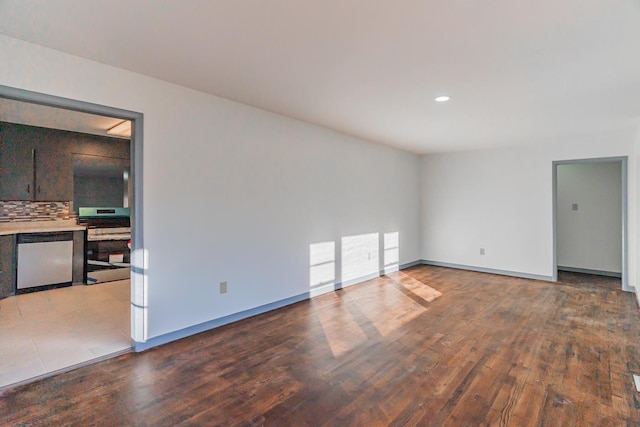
1,265 -> 639,426
557,270 -> 621,290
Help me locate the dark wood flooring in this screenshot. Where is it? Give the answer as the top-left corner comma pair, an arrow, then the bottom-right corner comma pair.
1,266 -> 639,426
558,270 -> 621,290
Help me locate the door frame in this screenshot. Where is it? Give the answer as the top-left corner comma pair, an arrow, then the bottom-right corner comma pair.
0,84 -> 145,342
552,156 -> 629,291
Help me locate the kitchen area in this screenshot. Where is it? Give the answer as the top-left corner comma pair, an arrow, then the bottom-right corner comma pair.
0,101 -> 133,389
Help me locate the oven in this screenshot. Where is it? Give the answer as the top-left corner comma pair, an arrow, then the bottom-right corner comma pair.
78,207 -> 131,284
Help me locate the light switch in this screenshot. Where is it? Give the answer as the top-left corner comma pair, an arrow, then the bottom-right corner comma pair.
572,203 -> 578,211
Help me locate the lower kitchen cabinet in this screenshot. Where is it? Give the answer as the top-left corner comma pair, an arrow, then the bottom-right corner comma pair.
72,230 -> 85,284
0,234 -> 16,298
0,229 -> 85,295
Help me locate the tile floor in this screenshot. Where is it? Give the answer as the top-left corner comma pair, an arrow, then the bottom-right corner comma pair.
0,280 -> 131,389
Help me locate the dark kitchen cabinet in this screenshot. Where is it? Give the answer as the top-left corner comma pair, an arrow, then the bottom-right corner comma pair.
72,230 -> 85,284
0,134 -> 34,200
0,120 -> 130,295
0,234 -> 16,298
0,124 -> 72,201
33,143 -> 73,201
0,122 -> 129,204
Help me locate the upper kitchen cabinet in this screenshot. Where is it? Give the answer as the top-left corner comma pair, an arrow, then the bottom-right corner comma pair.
0,129 -> 34,200
0,122 -> 129,203
34,140 -> 72,201
0,122 -> 72,201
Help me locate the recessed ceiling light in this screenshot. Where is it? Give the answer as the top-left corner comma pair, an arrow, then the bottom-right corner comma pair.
435,96 -> 450,102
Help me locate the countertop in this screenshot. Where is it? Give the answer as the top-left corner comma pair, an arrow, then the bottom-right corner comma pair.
0,220 -> 86,236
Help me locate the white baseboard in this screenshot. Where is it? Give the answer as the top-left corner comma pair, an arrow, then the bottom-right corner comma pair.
421,260 -> 553,282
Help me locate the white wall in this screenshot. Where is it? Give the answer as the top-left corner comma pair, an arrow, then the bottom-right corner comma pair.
557,162 -> 622,274
0,35 -> 421,341
421,133 -> 637,288
636,125 -> 640,304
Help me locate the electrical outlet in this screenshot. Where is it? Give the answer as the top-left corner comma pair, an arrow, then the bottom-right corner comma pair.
220,281 -> 228,294
480,248 -> 485,255
572,203 -> 578,211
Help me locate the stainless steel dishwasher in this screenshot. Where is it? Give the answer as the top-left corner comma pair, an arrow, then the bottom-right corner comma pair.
17,231 -> 74,291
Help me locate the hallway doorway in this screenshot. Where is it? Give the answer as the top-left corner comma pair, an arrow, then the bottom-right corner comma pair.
552,157 -> 628,291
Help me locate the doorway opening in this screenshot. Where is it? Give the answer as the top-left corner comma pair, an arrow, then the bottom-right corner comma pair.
0,85 -> 144,389
552,157 -> 628,291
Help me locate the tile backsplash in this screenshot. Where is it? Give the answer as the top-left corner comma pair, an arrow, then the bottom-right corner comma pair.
0,201 -> 74,223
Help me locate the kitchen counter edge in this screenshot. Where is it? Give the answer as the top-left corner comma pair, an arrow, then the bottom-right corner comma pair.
0,223 -> 87,236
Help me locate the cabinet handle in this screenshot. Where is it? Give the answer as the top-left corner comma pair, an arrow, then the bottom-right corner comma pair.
27,184 -> 30,193
37,185 -> 41,193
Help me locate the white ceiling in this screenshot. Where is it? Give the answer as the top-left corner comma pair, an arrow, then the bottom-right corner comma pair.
1,0 -> 639,153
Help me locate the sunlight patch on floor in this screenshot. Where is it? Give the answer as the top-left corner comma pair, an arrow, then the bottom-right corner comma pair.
387,271 -> 443,302
316,300 -> 369,358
